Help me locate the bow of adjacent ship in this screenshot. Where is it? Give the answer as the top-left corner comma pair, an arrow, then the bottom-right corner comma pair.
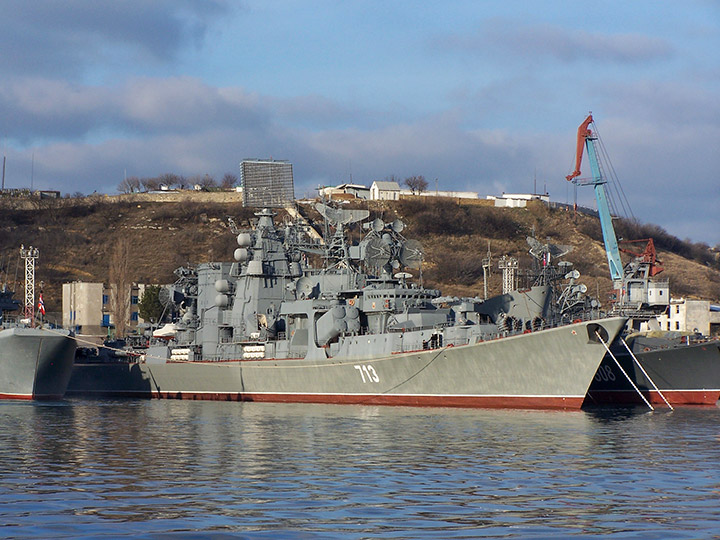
0,327 -> 77,400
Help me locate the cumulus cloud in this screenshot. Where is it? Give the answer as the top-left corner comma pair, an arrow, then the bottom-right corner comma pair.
0,76 -> 270,143
0,0 -> 229,77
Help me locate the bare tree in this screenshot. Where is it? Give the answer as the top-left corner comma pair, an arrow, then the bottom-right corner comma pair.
118,176 -> 141,194
404,175 -> 428,195
221,173 -> 238,190
109,237 -> 132,339
117,178 -> 132,194
141,177 -> 161,192
190,174 -> 217,191
158,173 -> 182,189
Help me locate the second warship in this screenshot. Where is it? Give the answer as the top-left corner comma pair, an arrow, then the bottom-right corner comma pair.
1,249 -> 76,400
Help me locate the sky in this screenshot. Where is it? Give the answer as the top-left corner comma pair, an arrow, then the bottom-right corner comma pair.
1,0 -> 718,246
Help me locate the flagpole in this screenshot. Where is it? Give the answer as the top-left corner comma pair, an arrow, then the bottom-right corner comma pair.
37,281 -> 45,325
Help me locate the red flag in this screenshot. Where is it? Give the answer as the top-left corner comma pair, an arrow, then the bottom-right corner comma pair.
38,294 -> 46,315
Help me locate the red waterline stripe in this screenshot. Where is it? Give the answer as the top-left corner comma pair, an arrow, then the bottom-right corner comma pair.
0,393 -> 33,400
119,391 -> 586,410
585,389 -> 720,406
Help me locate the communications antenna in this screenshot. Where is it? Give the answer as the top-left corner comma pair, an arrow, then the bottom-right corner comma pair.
482,241 -> 492,300
20,245 -> 39,326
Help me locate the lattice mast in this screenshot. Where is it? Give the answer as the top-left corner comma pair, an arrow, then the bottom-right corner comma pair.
498,255 -> 518,295
20,245 -> 39,326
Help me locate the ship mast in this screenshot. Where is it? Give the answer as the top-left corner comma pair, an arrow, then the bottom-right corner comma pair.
20,245 -> 39,327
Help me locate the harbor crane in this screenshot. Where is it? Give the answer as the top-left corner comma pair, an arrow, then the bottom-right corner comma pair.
566,114 -> 623,281
566,114 -> 668,319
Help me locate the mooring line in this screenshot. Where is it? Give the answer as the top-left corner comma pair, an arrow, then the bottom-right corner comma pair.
596,331 -> 654,411
621,337 -> 673,410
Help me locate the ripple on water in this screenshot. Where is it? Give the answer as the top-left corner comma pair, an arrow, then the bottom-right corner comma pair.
1,400 -> 720,538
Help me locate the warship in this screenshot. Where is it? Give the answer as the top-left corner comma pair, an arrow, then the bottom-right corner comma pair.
585,332 -> 720,406
567,114 -> 720,407
68,204 -> 626,409
1,285 -> 76,400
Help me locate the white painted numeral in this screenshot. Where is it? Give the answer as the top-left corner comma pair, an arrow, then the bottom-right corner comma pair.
354,364 -> 380,383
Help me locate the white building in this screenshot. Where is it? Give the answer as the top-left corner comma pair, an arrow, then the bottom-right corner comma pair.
370,181 -> 401,201
400,189 -> 478,199
319,183 -> 370,200
656,298 -> 720,336
487,193 -> 550,208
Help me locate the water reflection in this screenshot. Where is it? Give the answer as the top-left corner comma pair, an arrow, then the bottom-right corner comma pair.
1,400 -> 720,538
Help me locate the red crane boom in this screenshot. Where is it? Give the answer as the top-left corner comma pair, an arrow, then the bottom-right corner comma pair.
566,114 -> 594,182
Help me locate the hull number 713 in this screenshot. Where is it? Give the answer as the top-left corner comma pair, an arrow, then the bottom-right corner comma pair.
354,364 -> 380,383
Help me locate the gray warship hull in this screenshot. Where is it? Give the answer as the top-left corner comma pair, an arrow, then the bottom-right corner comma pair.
0,327 -> 77,400
585,337 -> 720,406
68,317 -> 626,409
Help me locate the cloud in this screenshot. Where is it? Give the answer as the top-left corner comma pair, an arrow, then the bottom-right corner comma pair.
4,91 -> 718,246
435,20 -> 673,64
0,0 -> 229,77
597,80 -> 720,127
0,76 -> 269,143
0,75 -> 417,145
0,2 -> 716,246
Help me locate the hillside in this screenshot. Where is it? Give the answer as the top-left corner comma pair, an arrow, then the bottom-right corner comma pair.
1,193 -> 718,322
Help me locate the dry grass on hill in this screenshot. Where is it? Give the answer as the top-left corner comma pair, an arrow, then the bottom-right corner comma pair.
1,195 -> 718,317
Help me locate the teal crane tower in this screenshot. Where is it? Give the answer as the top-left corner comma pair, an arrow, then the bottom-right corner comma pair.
566,114 -> 624,282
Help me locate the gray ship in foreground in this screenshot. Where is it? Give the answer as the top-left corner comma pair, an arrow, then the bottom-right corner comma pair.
68,205 -> 626,409
1,288 -> 76,400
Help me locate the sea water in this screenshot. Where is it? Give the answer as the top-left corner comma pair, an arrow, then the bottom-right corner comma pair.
1,399 -> 719,539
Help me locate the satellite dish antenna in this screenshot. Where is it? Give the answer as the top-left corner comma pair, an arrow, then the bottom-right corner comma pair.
392,219 -> 405,233
399,239 -> 424,269
315,203 -> 369,226
159,287 -> 184,308
526,236 -> 572,261
548,243 -> 573,259
295,277 -> 314,298
158,287 -> 173,308
372,218 -> 384,232
364,237 -> 392,268
565,269 -> 581,280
